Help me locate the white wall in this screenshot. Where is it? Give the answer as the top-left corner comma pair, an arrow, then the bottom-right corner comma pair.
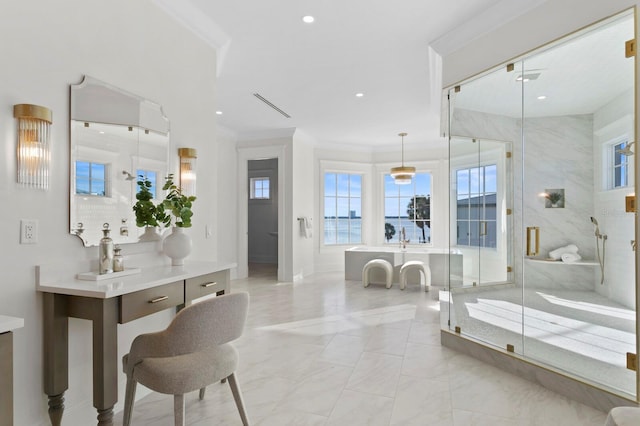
0,1 -> 218,424
216,125 -> 239,278
292,131 -> 316,280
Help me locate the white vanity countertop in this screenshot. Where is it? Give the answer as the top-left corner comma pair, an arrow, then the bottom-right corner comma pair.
36,260 -> 237,299
0,315 -> 24,333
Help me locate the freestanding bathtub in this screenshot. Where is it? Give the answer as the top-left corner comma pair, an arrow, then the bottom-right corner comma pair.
344,246 -> 462,286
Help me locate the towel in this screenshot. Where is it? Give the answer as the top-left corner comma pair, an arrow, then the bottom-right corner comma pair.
561,252 -> 582,263
548,244 -> 579,260
300,217 -> 312,239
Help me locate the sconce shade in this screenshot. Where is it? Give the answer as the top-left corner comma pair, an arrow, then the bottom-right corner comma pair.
14,104 -> 52,189
178,147 -> 197,197
390,132 -> 415,184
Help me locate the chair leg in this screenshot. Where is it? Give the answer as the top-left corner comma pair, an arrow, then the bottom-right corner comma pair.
228,373 -> 250,426
173,394 -> 185,426
122,378 -> 137,426
199,387 -> 206,400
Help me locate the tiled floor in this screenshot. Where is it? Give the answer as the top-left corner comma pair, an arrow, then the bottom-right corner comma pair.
116,270 -> 608,425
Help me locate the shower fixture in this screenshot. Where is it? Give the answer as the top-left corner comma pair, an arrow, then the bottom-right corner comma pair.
590,217 -> 607,285
615,141 -> 635,156
122,170 -> 136,181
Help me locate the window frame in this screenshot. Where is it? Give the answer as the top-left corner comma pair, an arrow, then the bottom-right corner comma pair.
250,177 -> 271,200
75,160 -> 110,197
382,172 -> 433,246
454,163 -> 498,249
605,138 -> 630,190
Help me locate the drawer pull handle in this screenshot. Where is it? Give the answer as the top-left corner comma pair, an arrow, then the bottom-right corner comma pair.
149,296 -> 169,304
201,282 -> 217,288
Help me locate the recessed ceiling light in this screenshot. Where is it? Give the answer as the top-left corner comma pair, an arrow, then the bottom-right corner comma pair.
355,93 -> 364,98
99,131 -> 105,134
216,111 -> 223,115
302,15 -> 315,23
537,95 -> 547,100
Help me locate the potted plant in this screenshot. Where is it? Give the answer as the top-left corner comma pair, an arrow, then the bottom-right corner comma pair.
133,175 -> 169,241
161,174 -> 197,265
161,174 -> 196,227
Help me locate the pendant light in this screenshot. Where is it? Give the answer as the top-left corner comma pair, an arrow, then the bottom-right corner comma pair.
390,132 -> 415,185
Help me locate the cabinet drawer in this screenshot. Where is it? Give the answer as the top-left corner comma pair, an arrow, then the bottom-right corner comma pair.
119,281 -> 184,323
185,271 -> 229,302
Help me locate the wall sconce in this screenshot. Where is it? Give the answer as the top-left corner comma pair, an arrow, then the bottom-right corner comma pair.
14,104 -> 52,189
178,148 -> 197,196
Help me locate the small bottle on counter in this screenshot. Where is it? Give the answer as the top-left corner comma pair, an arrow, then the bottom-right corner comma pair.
99,223 -> 114,274
113,245 -> 124,272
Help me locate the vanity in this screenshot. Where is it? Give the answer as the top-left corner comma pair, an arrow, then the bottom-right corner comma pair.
36,260 -> 235,426
0,315 -> 24,426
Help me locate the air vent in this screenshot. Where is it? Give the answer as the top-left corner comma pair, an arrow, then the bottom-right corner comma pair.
253,93 -> 291,118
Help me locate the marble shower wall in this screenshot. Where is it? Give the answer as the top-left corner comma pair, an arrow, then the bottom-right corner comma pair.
521,114 -> 596,290
451,109 -> 598,291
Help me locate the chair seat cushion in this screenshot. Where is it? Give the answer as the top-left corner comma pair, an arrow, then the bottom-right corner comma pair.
605,407 -> 640,426
133,343 -> 238,395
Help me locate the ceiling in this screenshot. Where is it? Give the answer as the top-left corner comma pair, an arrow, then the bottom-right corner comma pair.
452,10 -> 634,119
152,0 -> 552,151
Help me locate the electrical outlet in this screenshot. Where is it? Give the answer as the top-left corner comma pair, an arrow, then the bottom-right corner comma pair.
20,219 -> 38,244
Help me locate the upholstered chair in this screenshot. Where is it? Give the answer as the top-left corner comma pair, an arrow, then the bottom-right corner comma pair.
122,292 -> 250,426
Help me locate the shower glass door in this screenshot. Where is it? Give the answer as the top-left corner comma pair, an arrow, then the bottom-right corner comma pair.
520,10 -> 636,397
447,70 -> 518,352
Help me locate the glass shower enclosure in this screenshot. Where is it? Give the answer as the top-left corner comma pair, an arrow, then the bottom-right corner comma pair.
443,8 -> 638,399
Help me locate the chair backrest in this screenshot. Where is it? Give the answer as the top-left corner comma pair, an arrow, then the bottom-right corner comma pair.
164,292 -> 249,355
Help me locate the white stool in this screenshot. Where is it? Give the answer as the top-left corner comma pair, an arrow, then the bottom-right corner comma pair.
400,261 -> 431,291
362,259 -> 393,289
605,407 -> 640,426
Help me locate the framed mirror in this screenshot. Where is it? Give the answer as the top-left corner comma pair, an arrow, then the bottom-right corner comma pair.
70,76 -> 170,247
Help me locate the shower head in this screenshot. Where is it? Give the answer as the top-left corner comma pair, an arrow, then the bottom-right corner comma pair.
590,217 -> 598,226
122,170 -> 135,181
615,141 -> 635,156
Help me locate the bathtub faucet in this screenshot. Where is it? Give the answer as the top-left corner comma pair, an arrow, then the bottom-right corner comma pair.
400,227 -> 407,250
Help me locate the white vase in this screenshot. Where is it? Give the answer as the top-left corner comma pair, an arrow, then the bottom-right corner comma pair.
163,227 -> 192,266
138,226 -> 162,242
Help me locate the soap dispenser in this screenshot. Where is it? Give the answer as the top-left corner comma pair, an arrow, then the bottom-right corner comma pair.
113,245 -> 124,272
99,223 -> 114,274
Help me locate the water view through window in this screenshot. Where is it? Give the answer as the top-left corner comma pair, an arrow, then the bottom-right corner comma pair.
324,173 -> 362,244
384,173 -> 432,245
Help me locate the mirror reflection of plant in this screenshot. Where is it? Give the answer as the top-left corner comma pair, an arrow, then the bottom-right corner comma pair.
133,175 -> 170,228
546,192 -> 562,204
162,174 -> 196,228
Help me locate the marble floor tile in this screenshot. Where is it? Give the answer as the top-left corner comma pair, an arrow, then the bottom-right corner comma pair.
326,389 -> 395,426
345,351 -> 403,397
119,270 -> 610,426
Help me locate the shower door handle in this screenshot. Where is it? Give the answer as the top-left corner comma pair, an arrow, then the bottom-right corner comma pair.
526,226 -> 539,256
479,221 -> 488,236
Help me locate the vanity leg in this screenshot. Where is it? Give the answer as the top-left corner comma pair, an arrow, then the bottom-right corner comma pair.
43,293 -> 69,426
92,298 -> 119,426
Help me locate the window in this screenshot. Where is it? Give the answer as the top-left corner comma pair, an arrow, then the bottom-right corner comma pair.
75,161 -> 108,196
324,173 -> 362,244
611,141 -> 629,189
455,164 -> 497,248
136,169 -> 158,199
384,173 -> 431,244
250,177 -> 270,199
